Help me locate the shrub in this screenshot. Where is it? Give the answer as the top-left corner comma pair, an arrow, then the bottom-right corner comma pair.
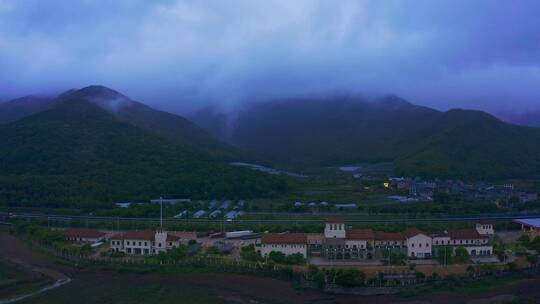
206,246 -> 221,255
314,271 -> 326,289
454,247 -> 470,264
240,244 -> 259,261
335,269 -> 366,287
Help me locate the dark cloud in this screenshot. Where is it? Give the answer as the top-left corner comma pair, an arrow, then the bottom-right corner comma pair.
0,0 -> 539,113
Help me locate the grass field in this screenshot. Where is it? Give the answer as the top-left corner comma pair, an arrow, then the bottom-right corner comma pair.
0,260 -> 53,300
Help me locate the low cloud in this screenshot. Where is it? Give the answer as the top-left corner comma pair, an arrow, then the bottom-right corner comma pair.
0,0 -> 539,114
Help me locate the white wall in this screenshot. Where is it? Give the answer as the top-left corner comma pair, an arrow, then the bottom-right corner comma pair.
324,223 -> 346,238
406,234 -> 432,258
261,243 -> 307,258
476,224 -> 494,235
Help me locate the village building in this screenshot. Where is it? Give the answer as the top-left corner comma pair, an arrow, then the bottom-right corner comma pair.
475,220 -> 494,235
64,228 -> 107,244
433,228 -> 492,256
110,230 -> 181,255
256,218 -> 494,262
404,228 -> 432,259
260,233 -> 308,258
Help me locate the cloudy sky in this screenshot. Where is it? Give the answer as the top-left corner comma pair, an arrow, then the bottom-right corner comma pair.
0,0 -> 539,114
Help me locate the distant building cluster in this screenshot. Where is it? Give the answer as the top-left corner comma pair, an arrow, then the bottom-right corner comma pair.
387,177 -> 537,203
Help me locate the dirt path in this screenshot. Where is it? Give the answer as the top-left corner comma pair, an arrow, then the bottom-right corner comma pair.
0,231 -> 72,303
0,231 -> 71,281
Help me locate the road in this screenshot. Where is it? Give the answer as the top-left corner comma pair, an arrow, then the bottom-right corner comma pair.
1,211 -> 539,226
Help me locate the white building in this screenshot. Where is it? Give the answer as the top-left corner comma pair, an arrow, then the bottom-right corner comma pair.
404,228 -> 432,259
433,229 -> 492,256
110,230 -> 182,255
64,228 -> 107,244
260,233 -> 308,258
475,220 -> 494,236
324,218 -> 346,238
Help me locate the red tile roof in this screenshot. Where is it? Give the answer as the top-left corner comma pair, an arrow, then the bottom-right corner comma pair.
346,229 -> 374,240
403,228 -> 427,239
374,231 -> 404,241
477,220 -> 493,225
166,234 -> 181,242
447,229 -> 487,240
64,228 -> 106,239
111,230 -> 155,241
261,233 -> 307,244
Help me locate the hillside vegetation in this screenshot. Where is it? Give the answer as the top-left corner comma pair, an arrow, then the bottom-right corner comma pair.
0,97 -> 287,208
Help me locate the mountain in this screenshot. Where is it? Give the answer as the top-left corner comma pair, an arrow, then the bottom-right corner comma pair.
0,95 -> 56,124
227,96 -> 540,179
0,91 -> 287,208
1,86 -> 240,159
509,110 -> 540,128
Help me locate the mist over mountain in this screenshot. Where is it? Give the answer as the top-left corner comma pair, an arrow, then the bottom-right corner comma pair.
190,95 -> 540,180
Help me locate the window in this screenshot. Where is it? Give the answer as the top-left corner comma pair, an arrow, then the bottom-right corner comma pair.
139,241 -> 142,246
411,243 -> 415,247
419,243 -> 422,248
426,243 -> 429,247
145,242 -> 148,246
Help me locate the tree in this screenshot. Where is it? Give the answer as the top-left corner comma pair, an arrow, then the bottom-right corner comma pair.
454,247 -> 470,264
314,271 -> 326,289
437,246 -> 453,265
268,251 -> 287,264
240,244 -> 259,261
168,245 -> 188,260
517,234 -> 530,244
285,253 -> 306,265
335,269 -> 366,287
526,255 -> 538,267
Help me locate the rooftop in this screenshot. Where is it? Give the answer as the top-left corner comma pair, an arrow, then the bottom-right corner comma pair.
64,228 -> 106,239
261,233 -> 307,244
403,228 -> 427,238
447,229 -> 487,240
111,230 -> 155,241
514,218 -> 540,229
346,229 -> 374,240
374,231 -> 404,241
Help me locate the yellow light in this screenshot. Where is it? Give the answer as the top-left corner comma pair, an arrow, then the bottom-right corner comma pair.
383,182 -> 389,188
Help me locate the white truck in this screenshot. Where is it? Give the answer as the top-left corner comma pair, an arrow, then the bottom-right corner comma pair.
225,230 -> 253,239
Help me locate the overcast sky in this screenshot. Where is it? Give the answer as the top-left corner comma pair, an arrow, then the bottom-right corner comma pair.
0,0 -> 539,114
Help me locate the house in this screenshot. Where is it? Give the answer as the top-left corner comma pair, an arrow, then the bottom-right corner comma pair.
373,231 -> 406,258
260,233 -> 308,258
433,229 -> 492,256
110,230 -> 182,255
514,218 -> 540,238
64,228 -> 106,244
404,228 -> 432,259
475,220 -> 494,235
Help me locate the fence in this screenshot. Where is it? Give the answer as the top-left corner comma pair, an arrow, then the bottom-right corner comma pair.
31,240 -> 301,282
